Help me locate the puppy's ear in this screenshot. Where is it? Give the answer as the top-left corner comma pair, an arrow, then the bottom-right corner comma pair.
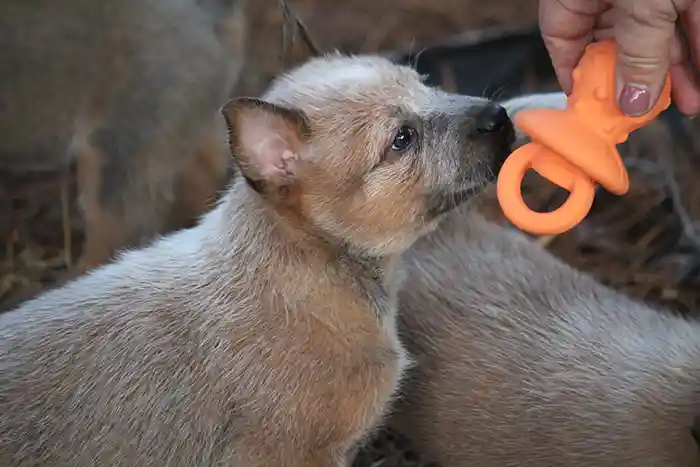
221,97 -> 311,192
278,0 -> 321,69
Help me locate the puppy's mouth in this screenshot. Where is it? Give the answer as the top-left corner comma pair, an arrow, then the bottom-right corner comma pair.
488,145 -> 512,181
424,186 -> 483,219
491,124 -> 516,177
425,148 -> 513,219
424,124 -> 515,220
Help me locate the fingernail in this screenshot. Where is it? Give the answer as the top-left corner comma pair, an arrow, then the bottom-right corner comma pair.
618,84 -> 651,117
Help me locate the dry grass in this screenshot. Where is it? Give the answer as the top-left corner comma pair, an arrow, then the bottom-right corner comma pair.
0,168 -> 81,311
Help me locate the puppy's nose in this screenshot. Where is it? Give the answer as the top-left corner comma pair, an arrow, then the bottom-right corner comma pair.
474,104 -> 510,134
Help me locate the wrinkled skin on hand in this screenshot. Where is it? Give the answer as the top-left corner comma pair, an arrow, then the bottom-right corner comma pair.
539,0 -> 700,117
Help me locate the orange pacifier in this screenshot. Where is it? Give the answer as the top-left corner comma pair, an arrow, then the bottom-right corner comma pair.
496,39 -> 672,235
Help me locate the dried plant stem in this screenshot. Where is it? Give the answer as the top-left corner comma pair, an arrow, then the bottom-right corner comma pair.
60,175 -> 72,267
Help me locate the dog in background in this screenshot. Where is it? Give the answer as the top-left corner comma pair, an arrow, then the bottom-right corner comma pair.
0,0 -> 248,271
387,95 -> 700,466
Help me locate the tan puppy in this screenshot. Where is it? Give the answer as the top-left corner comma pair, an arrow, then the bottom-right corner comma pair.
0,0 -> 246,270
0,53 -> 514,466
388,97 -> 700,466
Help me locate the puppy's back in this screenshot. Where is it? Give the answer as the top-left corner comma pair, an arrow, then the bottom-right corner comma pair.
391,209 -> 700,466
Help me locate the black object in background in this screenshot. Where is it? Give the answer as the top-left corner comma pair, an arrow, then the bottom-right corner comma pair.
389,25 -> 685,127
389,26 -> 556,100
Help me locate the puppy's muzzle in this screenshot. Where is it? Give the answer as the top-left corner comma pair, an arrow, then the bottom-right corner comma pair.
425,103 -> 515,219
474,103 -> 510,135
474,103 -> 515,176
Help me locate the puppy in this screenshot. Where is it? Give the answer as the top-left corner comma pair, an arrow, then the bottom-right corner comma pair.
0,54 -> 514,466
0,0 -> 246,270
388,96 -> 700,466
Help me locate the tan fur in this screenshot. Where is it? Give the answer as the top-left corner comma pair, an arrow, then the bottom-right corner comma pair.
0,53 -> 514,466
388,94 -> 700,466
0,0 -> 246,270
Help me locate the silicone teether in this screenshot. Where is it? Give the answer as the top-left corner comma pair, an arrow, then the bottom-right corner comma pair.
496,39 -> 672,235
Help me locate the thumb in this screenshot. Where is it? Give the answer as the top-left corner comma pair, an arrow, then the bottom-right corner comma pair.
614,0 -> 677,116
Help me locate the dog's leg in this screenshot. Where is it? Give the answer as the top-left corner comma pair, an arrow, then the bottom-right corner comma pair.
73,56 -> 231,271
168,117 -> 231,230
74,142 -> 129,271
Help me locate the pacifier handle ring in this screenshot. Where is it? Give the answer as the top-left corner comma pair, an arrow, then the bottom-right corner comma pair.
496,146 -> 597,236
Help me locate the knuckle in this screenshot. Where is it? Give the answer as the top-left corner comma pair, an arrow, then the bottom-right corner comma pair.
614,0 -> 677,74
617,52 -> 665,71
552,0 -> 602,14
616,0 -> 679,24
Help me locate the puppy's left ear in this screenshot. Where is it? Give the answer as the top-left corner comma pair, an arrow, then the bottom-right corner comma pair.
221,97 -> 311,192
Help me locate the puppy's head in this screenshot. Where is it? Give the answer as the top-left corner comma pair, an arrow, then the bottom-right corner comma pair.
221,55 -> 514,256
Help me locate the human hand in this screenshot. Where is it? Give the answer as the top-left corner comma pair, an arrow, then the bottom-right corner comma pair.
539,0 -> 700,117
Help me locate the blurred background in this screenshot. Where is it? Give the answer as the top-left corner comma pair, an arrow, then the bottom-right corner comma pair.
3,0 -> 700,324
2,0 -> 700,465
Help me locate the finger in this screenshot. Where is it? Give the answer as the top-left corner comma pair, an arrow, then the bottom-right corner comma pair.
592,25 -> 615,40
670,25 -> 689,66
614,0 -> 679,116
679,1 -> 700,99
667,22 -> 700,116
595,22 -> 685,64
670,62 -> 700,115
681,0 -> 700,70
539,0 -> 604,93
596,5 -> 616,30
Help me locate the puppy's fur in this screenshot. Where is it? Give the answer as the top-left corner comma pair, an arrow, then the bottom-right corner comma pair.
0,0 -> 246,270
0,53 -> 514,466
389,96 -> 700,466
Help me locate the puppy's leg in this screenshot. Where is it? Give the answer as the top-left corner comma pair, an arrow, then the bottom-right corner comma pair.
75,142 -> 125,271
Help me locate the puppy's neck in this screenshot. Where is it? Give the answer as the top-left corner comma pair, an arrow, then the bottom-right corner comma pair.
338,245 -> 399,291
206,179 -> 399,300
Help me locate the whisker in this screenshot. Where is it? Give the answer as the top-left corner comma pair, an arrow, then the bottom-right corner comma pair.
492,84 -> 507,101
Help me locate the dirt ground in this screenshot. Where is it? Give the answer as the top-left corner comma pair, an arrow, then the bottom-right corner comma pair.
2,2 -> 700,466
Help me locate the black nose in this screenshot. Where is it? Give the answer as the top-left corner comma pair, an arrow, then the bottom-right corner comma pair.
474,104 -> 510,134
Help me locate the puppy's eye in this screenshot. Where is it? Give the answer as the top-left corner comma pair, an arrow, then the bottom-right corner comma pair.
391,125 -> 416,152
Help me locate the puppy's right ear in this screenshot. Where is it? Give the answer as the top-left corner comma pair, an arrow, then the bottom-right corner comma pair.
221,97 -> 311,194
278,0 -> 321,69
